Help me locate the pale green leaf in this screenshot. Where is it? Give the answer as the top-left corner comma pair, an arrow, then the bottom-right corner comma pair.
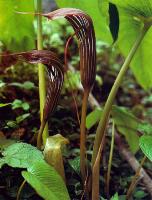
6,120 -> 18,128
0,103 -> 11,107
138,122 -> 152,135
0,80 -> 5,88
16,113 -> 30,124
22,161 -> 70,200
0,142 -> 44,169
86,108 -> 103,129
110,0 -> 152,89
133,190 -> 148,199
110,0 -> 152,18
0,0 -> 35,50
87,106 -> 140,153
64,70 -> 81,90
139,135 -> 152,161
12,99 -> 30,111
10,81 -> 35,90
112,106 -> 139,153
111,193 -> 119,200
98,0 -> 109,17
68,156 -> 80,175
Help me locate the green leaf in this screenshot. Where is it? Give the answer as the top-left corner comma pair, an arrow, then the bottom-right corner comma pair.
86,106 -> 140,153
68,156 -> 80,175
64,70 -> 81,90
98,0 -> 109,17
10,81 -> 35,90
0,80 -> 5,88
0,142 -> 44,169
55,0 -> 112,43
0,103 -> 11,107
96,75 -> 103,86
139,135 -> 152,161
0,0 -> 35,50
86,108 -> 103,129
22,161 -> 70,200
110,0 -> 152,89
143,94 -> 152,104
110,0 -> 152,18
138,122 -> 152,135
16,113 -> 30,124
6,120 -> 18,128
133,190 -> 148,199
118,195 -> 126,200
112,106 -> 139,153
111,193 -> 119,200
21,81 -> 35,90
12,99 -> 30,111
98,0 -> 119,42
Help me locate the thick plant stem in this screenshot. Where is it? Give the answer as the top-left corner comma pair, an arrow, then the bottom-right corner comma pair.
80,88 -> 89,184
106,121 -> 115,198
91,24 -> 150,166
126,156 -> 147,199
36,0 -> 49,146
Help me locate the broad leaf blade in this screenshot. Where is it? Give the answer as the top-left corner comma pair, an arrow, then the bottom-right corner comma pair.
86,106 -> 140,153
86,108 -> 103,129
0,142 -> 44,169
0,0 -> 35,50
110,0 -> 152,89
138,122 -> 152,135
68,156 -> 81,176
22,161 -> 70,200
139,135 -> 152,161
110,0 -> 152,18
111,193 -> 119,200
112,106 -> 139,153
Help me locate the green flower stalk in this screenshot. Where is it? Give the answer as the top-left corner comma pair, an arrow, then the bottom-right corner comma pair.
35,0 -> 49,146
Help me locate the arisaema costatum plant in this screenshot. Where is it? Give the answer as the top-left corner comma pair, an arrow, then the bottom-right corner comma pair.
2,1 -> 152,199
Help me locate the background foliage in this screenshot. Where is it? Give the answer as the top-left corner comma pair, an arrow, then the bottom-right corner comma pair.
0,0 -> 34,51
56,0 -> 152,90
0,0 -> 152,199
